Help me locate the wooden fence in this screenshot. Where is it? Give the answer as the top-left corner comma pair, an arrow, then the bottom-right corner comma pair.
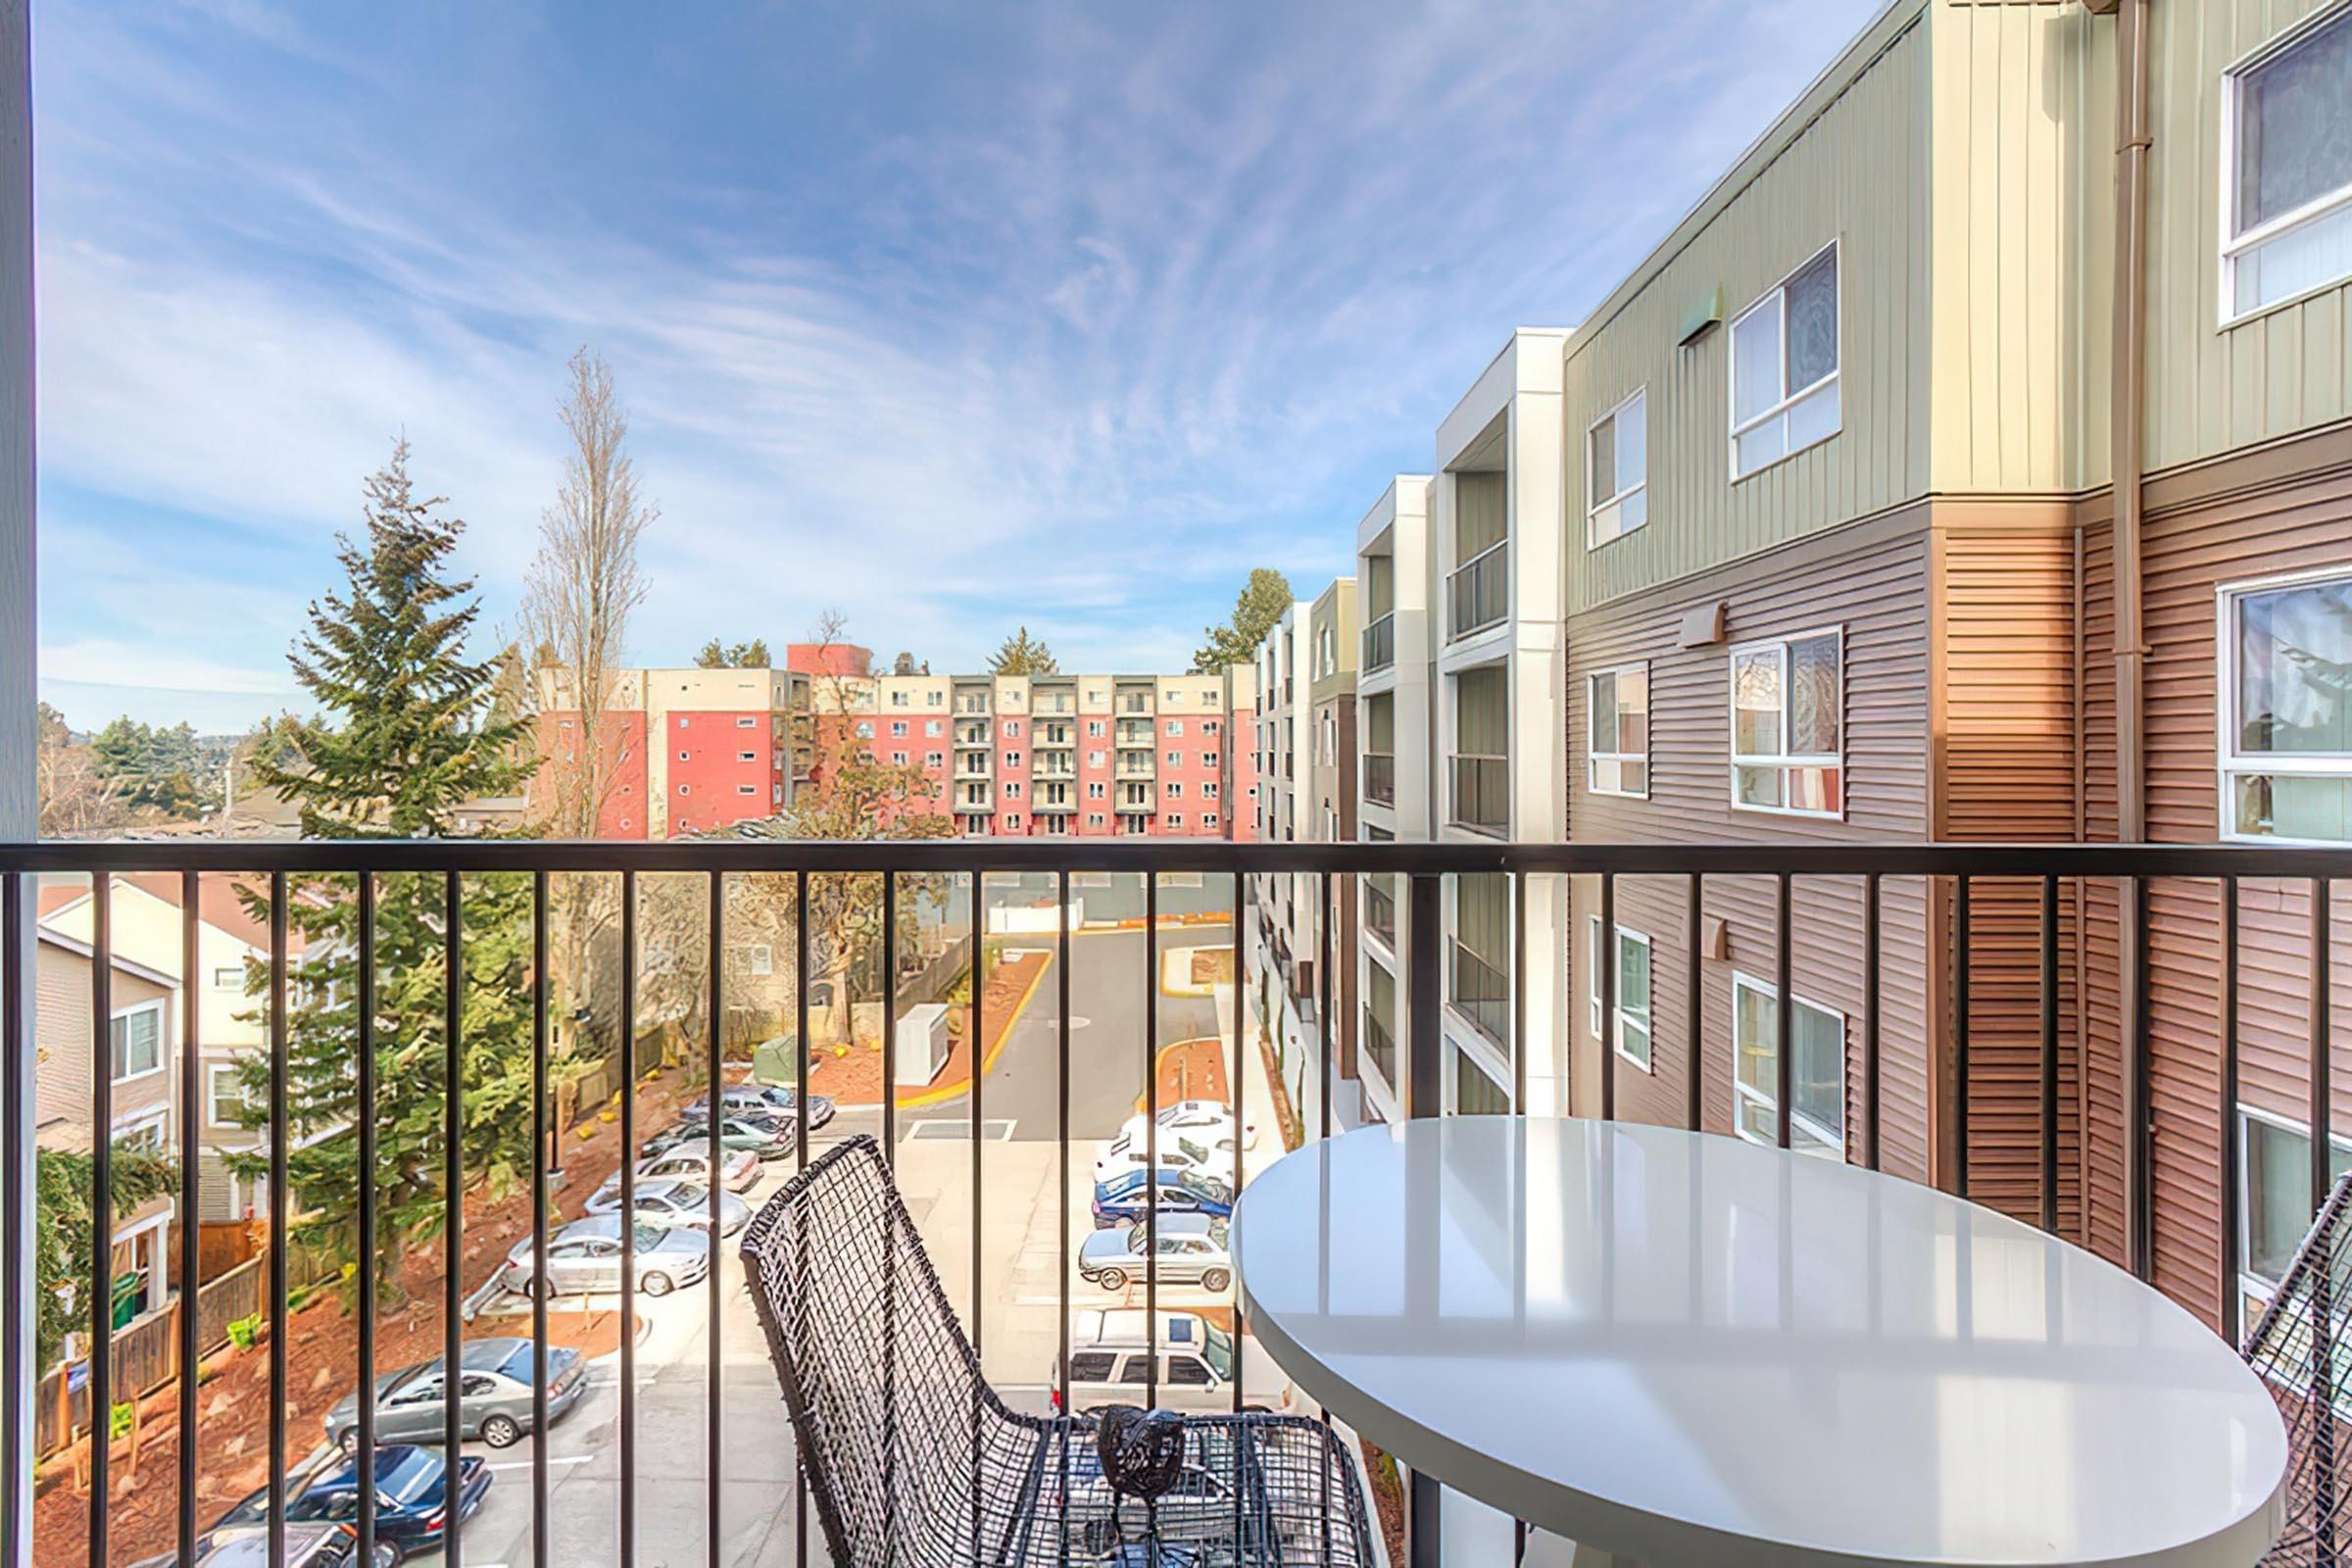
33,1252 -> 266,1460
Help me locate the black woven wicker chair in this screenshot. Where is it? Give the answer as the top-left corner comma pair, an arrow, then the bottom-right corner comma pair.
740,1134 -> 1375,1567
2243,1169 -> 2352,1565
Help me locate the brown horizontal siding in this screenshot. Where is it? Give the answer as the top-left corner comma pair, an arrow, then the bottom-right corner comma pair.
2078,436 -> 2352,1330
1568,516 -> 1934,1179
1936,516 -> 2083,1238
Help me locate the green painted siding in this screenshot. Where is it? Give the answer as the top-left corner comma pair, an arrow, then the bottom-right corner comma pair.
1566,10 -> 1934,613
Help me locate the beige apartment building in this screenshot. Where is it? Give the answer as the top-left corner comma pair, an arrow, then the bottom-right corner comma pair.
1540,0 -> 2352,1334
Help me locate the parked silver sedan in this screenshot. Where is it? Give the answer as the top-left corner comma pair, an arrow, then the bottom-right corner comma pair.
1077,1213 -> 1232,1293
322,1336 -> 586,1453
497,1214 -> 711,1298
583,1174 -> 752,1236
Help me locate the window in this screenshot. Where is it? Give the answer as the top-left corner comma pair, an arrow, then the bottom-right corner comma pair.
2220,568 -> 2352,841
1004,720 -> 1021,739
2225,8 -> 2352,318
1166,813 -> 1185,828
678,717 -> 690,729
1005,813 -> 1023,830
1088,720 -> 1105,738
1588,663 -> 1650,798
1587,388 -> 1648,546
1731,974 -> 1845,1158
892,750 -> 908,765
1203,812 -> 1219,828
1089,782 -> 1105,800
1166,751 -> 1182,767
213,964 -> 244,989
1004,751 -> 1023,769
1203,781 -> 1218,799
202,1062 -> 250,1127
1203,752 -> 1218,769
110,1003 -> 164,1082
2241,1106 -> 2352,1290
1730,243 -> 1840,477
1005,781 -> 1022,799
678,784 -> 690,796
737,750 -> 756,762
855,721 -> 873,739
1089,750 -> 1106,767
735,716 -> 756,729
891,721 -> 906,737
926,751 -> 944,767
925,719 -> 942,737
1204,720 -> 1219,736
1587,918 -> 1652,1071
737,783 -> 756,796
1165,782 -> 1183,799
677,750 -> 691,761
1729,629 -> 1842,816
1088,812 -> 1105,827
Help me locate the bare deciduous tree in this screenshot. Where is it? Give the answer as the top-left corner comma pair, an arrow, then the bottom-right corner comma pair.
520,348 -> 657,1061
36,703 -> 128,838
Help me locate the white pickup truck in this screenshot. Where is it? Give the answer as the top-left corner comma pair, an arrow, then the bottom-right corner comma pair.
1050,1307 -> 1295,1416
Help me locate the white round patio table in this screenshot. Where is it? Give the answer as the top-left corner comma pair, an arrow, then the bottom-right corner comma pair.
1232,1116 -> 2288,1568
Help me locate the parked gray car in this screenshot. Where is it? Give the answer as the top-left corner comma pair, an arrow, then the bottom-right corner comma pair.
322,1337 -> 587,1453
583,1174 -> 752,1236
497,1213 -> 711,1298
1077,1212 -> 1232,1292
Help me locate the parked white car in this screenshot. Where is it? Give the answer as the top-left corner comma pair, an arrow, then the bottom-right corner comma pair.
1114,1100 -> 1258,1154
1092,1128 -> 1228,1189
1049,1308 -> 1289,1416
583,1175 -> 752,1236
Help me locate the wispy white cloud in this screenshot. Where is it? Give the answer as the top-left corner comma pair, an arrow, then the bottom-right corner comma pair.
33,0 -> 1883,726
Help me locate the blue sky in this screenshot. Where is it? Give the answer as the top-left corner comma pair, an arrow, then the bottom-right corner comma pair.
31,0 -> 1880,733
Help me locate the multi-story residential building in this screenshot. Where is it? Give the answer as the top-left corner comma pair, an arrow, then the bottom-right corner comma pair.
1353,478 -> 1430,1120
1306,579 -> 1359,1091
1389,328 -> 1574,1122
31,924 -> 184,1327
547,656 -> 1258,840
40,874 -> 287,1221
1252,603 -> 1312,975
1546,0 -> 2352,1333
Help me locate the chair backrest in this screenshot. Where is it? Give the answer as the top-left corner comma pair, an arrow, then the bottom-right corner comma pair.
739,1134 -> 1048,1567
2243,1168 -> 2352,1564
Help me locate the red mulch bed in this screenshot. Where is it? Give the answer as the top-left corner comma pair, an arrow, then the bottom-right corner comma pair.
32,1064 -> 700,1568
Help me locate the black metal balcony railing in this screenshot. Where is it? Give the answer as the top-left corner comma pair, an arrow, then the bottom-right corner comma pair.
1446,541 -> 1506,639
1364,752 -> 1396,806
1361,613 -> 1395,673
1449,754 -> 1507,832
1448,939 -> 1510,1046
11,836 -> 2352,1568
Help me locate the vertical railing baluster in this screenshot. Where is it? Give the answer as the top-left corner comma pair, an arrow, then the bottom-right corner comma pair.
1231,870 -> 1246,1420
706,870 -> 723,1568
1054,868 -> 1070,1464
2314,877 -> 2333,1221
619,869 -> 637,1568
882,871 -> 898,1161
1864,872 -> 1881,1171
1,874 -> 23,1568
794,869 -> 809,1563
1599,873 -> 1617,1123
1511,870 -> 1527,1110
970,870 -> 984,1355
176,871 -> 199,1568
2130,875 -> 2152,1280
89,872 -> 112,1568
1686,874 -> 1702,1133
2221,875 -> 2240,1348
1953,876 -> 1970,1196
1320,870 -> 1334,1140
268,870 -> 287,1568
529,870 -> 549,1568
2040,875 -> 2060,1234
357,871 -> 378,1568
1774,872 -> 1792,1152
1144,870 -> 1158,1409
443,869 -> 463,1568
1402,869 -> 1443,1565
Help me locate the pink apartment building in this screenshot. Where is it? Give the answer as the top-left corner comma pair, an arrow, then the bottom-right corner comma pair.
539,651 -> 1259,841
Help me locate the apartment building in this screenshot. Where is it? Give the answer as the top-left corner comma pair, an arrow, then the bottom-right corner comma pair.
1546,0 -> 2352,1331
1253,603 -> 1313,966
31,925 -> 183,1326
546,655 -> 1259,841
1306,580 -> 1359,1089
1354,331 -> 1575,1122
41,874 -> 287,1221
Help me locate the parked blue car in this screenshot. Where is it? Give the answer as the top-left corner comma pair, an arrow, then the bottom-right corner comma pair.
1090,1167 -> 1235,1229
206,1445 -> 490,1567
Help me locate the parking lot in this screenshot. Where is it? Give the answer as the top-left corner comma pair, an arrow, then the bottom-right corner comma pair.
370,929 -> 1291,1567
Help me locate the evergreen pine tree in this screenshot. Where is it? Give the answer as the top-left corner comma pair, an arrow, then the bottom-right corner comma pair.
229,438 -> 538,1305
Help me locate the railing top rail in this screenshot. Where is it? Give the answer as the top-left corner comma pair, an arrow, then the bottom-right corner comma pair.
7,839 -> 2352,877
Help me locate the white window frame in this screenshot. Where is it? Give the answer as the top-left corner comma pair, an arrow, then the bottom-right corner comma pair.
1586,662 -> 1650,800
212,964 -> 244,990
1727,626 -> 1845,820
1586,387 -> 1649,547
1586,916 -> 1653,1072
206,1061 -> 250,1127
734,716 -> 757,729
1728,240 -> 1842,480
2219,5 -> 2352,325
2235,1102 -> 2352,1330
2216,564 -> 2352,844
1729,971 -> 1846,1158
737,750 -> 757,762
110,999 -> 166,1084
113,1104 -> 170,1154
